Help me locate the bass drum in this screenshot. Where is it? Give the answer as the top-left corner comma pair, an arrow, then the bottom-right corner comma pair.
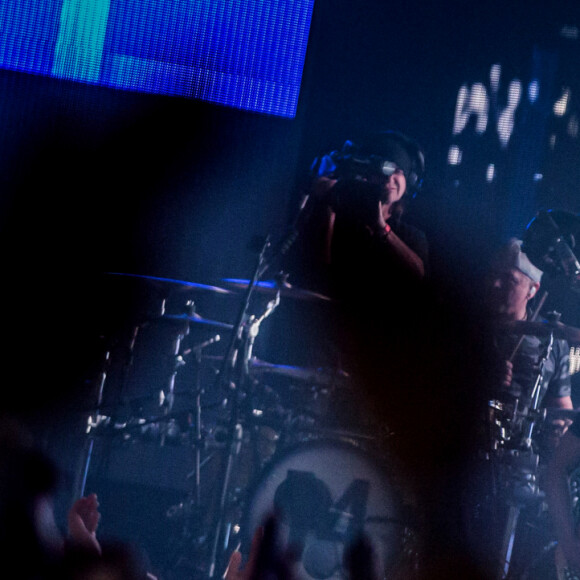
242,438 -> 408,580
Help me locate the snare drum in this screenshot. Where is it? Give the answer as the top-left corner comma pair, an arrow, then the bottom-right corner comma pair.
242,438 -> 407,580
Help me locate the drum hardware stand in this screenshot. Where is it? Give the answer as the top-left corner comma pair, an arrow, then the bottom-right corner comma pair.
495,327 -> 556,580
165,332 -> 224,540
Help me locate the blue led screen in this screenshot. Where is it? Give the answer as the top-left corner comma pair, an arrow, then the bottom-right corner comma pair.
0,0 -> 315,117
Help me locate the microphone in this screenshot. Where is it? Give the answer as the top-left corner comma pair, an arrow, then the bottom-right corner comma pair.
262,191 -> 313,271
278,193 -> 311,256
182,334 -> 221,357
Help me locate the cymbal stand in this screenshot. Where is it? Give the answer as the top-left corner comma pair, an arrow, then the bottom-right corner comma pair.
495,331 -> 555,579
164,332 -> 222,534
507,290 -> 548,362
159,317 -> 189,446
71,310 -> 143,501
190,334 -> 222,508
72,347 -> 110,500
521,333 -> 555,450
243,286 -> 280,369
73,291 -> 171,499
207,236 -> 272,578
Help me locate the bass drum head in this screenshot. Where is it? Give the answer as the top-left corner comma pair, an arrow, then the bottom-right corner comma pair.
243,438 -> 405,580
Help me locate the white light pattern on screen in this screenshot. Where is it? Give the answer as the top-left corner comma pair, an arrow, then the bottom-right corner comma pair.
570,347 -> 580,375
448,145 -> 462,165
453,83 -> 489,136
451,63 -> 525,153
486,164 -> 495,182
554,88 -> 571,117
490,63 -> 501,92
450,59 -> 580,170
497,80 -> 522,147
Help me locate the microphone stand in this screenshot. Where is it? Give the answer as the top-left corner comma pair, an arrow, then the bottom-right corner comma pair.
205,195 -> 309,576
206,236 -> 272,578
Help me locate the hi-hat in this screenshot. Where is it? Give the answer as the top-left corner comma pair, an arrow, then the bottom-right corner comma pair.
106,272 -> 233,295
502,319 -> 580,344
222,278 -> 332,302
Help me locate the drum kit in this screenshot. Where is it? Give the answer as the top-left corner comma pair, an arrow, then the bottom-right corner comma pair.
75,269 -> 411,580
472,209 -> 580,579
481,319 -> 580,580
72,209 -> 580,580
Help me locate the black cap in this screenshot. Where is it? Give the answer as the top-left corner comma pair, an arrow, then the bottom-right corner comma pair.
358,132 -> 413,178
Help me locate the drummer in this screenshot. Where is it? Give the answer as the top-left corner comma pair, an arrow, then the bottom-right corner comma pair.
484,238 -> 573,416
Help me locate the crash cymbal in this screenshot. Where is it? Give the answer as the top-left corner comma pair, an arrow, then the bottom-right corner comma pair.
502,319 -> 580,344
106,272 -> 233,295
200,355 -> 349,387
249,357 -> 350,387
221,278 -> 332,302
161,313 -> 234,330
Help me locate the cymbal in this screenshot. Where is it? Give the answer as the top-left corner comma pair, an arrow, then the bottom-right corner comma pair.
248,357 -> 350,387
502,320 -> 580,344
201,355 -> 350,387
106,272 -> 233,295
161,313 -> 234,330
221,278 -> 332,302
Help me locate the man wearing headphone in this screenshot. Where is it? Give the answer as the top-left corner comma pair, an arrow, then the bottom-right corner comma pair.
301,130 -> 428,303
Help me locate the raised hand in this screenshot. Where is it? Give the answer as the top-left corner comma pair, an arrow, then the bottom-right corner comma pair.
67,493 -> 102,555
